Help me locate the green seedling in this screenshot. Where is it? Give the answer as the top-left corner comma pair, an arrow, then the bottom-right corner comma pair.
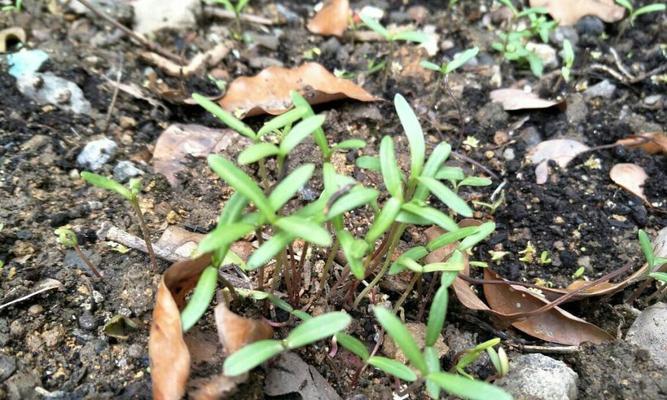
1,0 -> 22,12
539,250 -> 552,265
472,190 -> 505,215
454,338 -> 501,378
486,345 -> 510,378
55,227 -> 103,278
518,241 -> 536,263
560,39 -> 575,82
632,229 -> 667,302
616,0 -> 666,24
210,0 -> 251,39
80,173 -> 158,271
572,266 -> 586,279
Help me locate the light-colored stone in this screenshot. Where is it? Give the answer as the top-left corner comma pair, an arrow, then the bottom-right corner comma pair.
113,161 -> 143,182
77,138 -> 117,171
526,42 -> 558,68
16,72 -> 91,114
496,353 -> 578,400
133,0 -> 201,35
626,302 -> 667,368
584,80 -> 616,99
383,322 -> 449,364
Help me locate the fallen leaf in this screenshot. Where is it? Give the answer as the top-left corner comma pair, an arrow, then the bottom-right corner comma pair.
215,302 -> 273,354
152,124 -> 251,186
264,352 -> 342,400
528,139 -> 590,184
219,62 -> 377,117
307,0 -> 350,37
156,226 -> 204,259
529,0 -> 625,26
616,132 -> 667,155
490,88 -> 562,111
610,163 -> 648,202
188,373 -> 248,400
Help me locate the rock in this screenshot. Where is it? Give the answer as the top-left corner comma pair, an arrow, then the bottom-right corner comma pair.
475,101 -> 508,129
443,326 -> 490,373
132,0 -> 201,35
496,354 -> 578,400
518,127 -> 543,147
407,5 -> 428,23
64,0 -> 133,24
526,42 -> 558,68
503,148 -> 516,161
249,33 -> 280,51
566,94 -> 588,126
78,311 -> 97,331
389,11 -> 410,24
77,138 -> 117,171
575,16 -> 605,36
584,80 -> 616,99
248,56 -> 284,69
265,352 -> 342,400
28,305 -> 43,315
577,255 -> 592,272
321,37 -> 342,56
0,354 -> 16,382
383,323 -> 448,364
626,302 -> 667,368
5,371 -> 40,400
113,160 -> 143,182
643,94 -> 663,109
550,26 -> 579,47
16,72 -> 91,114
618,105 -> 662,132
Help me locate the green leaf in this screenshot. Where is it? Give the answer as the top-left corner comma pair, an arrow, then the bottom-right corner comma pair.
276,216 -> 332,247
435,166 -> 464,181
356,155 -> 381,172
420,60 -> 442,72
425,285 -> 448,347
257,106 -> 308,137
650,272 -> 667,283
360,14 -> 389,38
397,257 -> 425,273
197,223 -> 254,255
180,266 -> 218,332
268,164 -> 315,210
208,155 -> 276,222
638,229 -> 655,267
423,250 -> 464,273
395,94 -> 425,179
427,226 -> 479,251
458,176 -> 492,187
424,347 -> 441,399
54,227 -> 78,247
366,197 -> 402,243
336,333 -> 369,360
562,39 -> 575,66
373,307 -> 428,374
401,202 -> 459,232
426,372 -> 512,400
633,3 -> 666,18
284,312 -> 352,349
414,142 -> 452,201
392,30 -> 430,43
290,91 -> 331,158
395,211 -> 432,226
223,339 -> 284,376
419,177 -> 473,217
380,136 -> 404,200
368,356 -> 418,382
441,271 -> 458,287
247,231 -> 293,270
280,114 -> 326,155
81,172 -> 132,200
334,139 -> 366,150
444,47 -> 479,74
238,142 -> 280,165
615,0 -> 633,11
339,230 -> 368,279
527,52 -> 544,77
458,222 -> 495,251
328,187 -> 378,219
192,93 -> 255,139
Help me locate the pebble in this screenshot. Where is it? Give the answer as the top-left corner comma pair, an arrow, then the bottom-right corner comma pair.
575,16 -> 605,36
132,0 -> 201,35
643,94 -> 663,108
496,353 -> 578,400
518,126 -> 543,147
16,72 -> 91,114
128,344 -> 144,359
475,101 -> 508,129
577,255 -> 592,272
76,138 -> 117,171
113,160 -> 143,183
503,148 -> 516,161
0,354 -> 16,382
9,321 -> 24,338
584,79 -> 616,99
250,33 -> 280,51
526,42 -> 558,68
78,311 -> 97,331
626,302 -> 667,368
321,37 -> 342,56
28,304 -> 43,315
566,94 -> 588,126
550,26 -> 579,47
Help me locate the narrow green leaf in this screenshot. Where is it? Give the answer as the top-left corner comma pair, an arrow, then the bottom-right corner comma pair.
336,333 -> 369,361
238,142 -> 280,165
459,176 -> 492,187
247,231 -> 293,270
427,372 -> 512,400
486,347 -> 501,375
458,222 -> 495,251
192,93 -> 255,139
401,202 -> 459,232
427,226 -> 478,251
339,230 -> 367,279
81,172 -> 132,200
257,106 -> 308,137
435,166 -> 465,181
366,197 -> 402,243
615,0 -> 633,11
197,223 -> 254,255
423,250 -> 464,273
419,177 -> 473,217
368,356 -> 418,382
280,114 -> 326,155
650,272 -> 667,283
634,3 -> 666,18
285,312 -> 352,349
360,14 -> 389,38
373,307 -> 428,374
380,136 -> 404,200
414,142 -> 452,201
395,94 -> 425,179
392,30 -> 430,43
208,155 -> 276,222
420,60 -> 442,72
180,266 -> 218,332
638,230 -> 655,266
276,216 -> 331,247
441,271 -> 458,287
290,91 -> 330,157
334,139 -> 366,150
356,155 -> 381,172
397,257 -> 425,273
218,192 -> 248,225
444,47 -> 479,74
268,164 -> 315,210
425,285 -> 448,347
223,339 -> 284,376
328,187 -> 379,219
424,347 -> 441,399
396,211 -> 432,225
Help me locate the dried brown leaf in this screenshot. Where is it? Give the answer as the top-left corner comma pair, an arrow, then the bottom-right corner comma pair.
219,62 -> 377,118
610,163 -> 648,202
616,132 -> 667,155
528,139 -> 590,184
529,0 -> 625,26
490,88 -> 562,111
307,0 -> 350,37
215,302 -> 273,354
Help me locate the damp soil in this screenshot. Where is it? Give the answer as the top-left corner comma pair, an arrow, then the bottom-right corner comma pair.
1,0 -> 666,399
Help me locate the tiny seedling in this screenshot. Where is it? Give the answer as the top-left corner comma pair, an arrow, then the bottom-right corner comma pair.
211,0 -> 251,38
518,241 -> 536,263
572,266 -> 586,279
615,0 -> 666,24
539,250 -> 552,265
1,0 -> 22,12
55,227 -> 103,278
560,39 -> 575,82
80,173 -> 158,271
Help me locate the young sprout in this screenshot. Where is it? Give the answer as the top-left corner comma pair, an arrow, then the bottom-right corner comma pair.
572,266 -> 586,279
1,0 -> 22,12
616,0 -> 666,24
211,0 -> 251,37
560,39 -> 575,82
486,346 -> 510,378
539,250 -> 552,265
55,227 -> 103,278
80,173 -> 158,271
518,241 -> 536,263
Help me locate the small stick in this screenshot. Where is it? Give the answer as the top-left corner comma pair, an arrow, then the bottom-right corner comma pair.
451,151 -> 499,180
130,200 -> 158,271
511,343 -> 580,354
103,57 -> 123,136
609,47 -> 636,81
203,6 -> 274,26
443,74 -> 465,136
73,244 -> 103,279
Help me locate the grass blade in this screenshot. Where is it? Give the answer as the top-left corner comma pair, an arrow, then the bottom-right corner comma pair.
418,176 -> 472,217
368,356 -> 417,382
425,285 -> 448,347
268,164 -> 315,210
444,47 -> 479,74
328,187 -> 379,219
336,333 -> 369,361
284,312 -> 351,349
275,216 -> 332,247
180,265 -> 218,332
257,106 -> 308,137
81,172 -> 132,200
360,14 -> 389,38
280,114 -> 326,155
247,231 -> 293,270
373,307 -> 428,374
401,202 -> 459,232
238,142 -> 280,165
366,197 -> 402,243
379,136 -> 404,200
395,94 -> 425,179
223,340 -> 284,376
427,372 -> 512,400
192,93 -> 255,139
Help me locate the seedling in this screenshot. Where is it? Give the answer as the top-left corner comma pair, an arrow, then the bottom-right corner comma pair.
1,0 -> 22,12
80,173 -> 158,271
560,39 -> 575,82
421,47 -> 479,135
615,0 -> 666,24
639,229 -> 667,274
55,227 -> 103,278
210,0 -> 251,38
572,266 -> 586,279
539,250 -> 552,265
518,241 -> 536,263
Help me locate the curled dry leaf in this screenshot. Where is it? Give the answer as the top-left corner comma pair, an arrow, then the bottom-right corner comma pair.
215,302 -> 273,354
528,139 -> 590,184
490,88 -> 562,111
529,0 -> 625,26
219,62 -> 377,118
307,0 -> 350,37
616,132 -> 667,155
610,163 -> 648,202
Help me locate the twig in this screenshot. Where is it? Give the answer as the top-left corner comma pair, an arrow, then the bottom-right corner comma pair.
74,244 -> 103,279
75,0 -> 185,64
511,343 -> 580,354
589,63 -> 628,83
451,151 -> 499,180
203,6 -> 274,25
443,74 -> 465,136
0,279 -> 63,311
103,57 -> 123,136
609,47 -> 636,81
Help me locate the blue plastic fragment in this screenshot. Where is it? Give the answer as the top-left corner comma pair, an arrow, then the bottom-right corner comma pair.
7,49 -> 49,77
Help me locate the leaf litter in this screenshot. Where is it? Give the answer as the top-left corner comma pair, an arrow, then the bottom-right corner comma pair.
307,0 -> 350,37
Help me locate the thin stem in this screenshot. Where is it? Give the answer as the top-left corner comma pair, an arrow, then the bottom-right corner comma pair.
256,229 -> 265,290
353,228 -> 404,308
393,273 -> 420,312
257,159 -> 271,191
444,74 -> 465,136
270,253 -> 284,292
417,272 -> 439,321
130,199 -> 158,271
287,244 -> 299,303
298,242 -> 310,276
318,238 -> 340,296
74,244 -> 103,279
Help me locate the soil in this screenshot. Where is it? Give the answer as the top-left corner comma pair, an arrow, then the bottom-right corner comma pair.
1,0 -> 666,399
